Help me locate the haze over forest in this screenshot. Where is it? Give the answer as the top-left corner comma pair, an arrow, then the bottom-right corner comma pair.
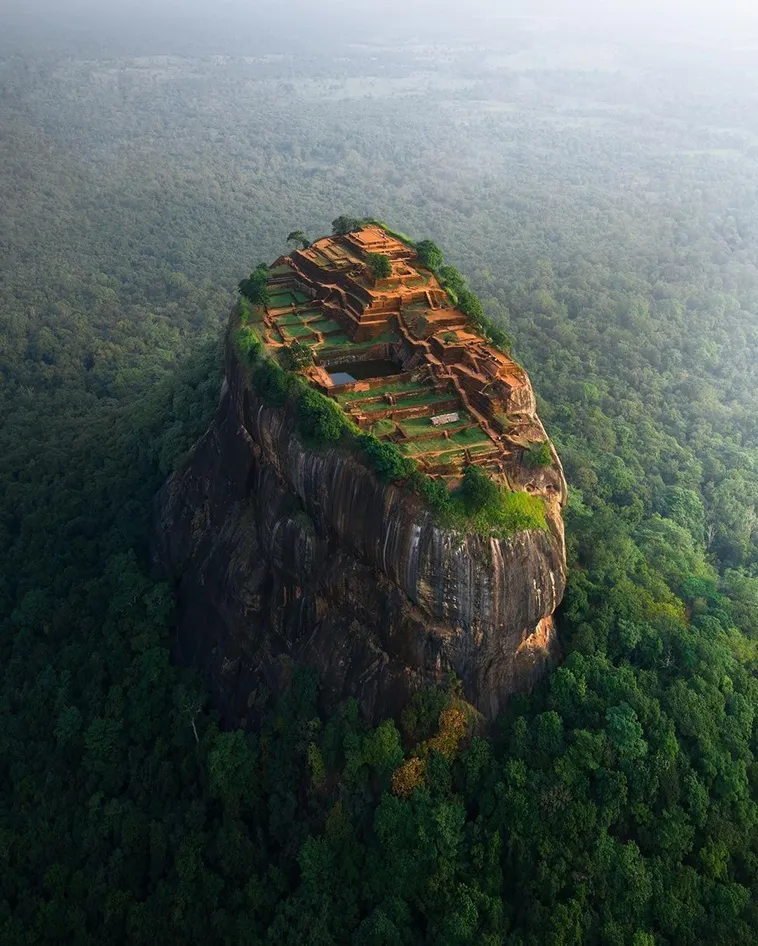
2,1 -> 758,943
5,0 -> 758,50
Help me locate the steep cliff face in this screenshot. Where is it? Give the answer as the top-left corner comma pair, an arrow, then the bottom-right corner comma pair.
154,326 -> 567,725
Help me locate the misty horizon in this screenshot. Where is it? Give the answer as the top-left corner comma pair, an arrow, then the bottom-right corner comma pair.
3,0 -> 758,58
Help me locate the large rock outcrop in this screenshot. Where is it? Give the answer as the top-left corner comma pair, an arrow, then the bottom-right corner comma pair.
153,324 -> 567,725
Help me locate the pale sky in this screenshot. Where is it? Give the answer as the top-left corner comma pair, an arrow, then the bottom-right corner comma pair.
3,0 -> 758,48
2,0 -> 758,21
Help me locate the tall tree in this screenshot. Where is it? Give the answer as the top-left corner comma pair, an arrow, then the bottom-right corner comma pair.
287,230 -> 311,249
332,215 -> 362,236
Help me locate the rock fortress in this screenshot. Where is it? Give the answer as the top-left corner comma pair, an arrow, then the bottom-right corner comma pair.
154,223 -> 568,724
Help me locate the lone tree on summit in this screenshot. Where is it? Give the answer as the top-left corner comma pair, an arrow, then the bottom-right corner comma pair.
286,230 -> 311,249
366,253 -> 392,280
332,215 -> 362,236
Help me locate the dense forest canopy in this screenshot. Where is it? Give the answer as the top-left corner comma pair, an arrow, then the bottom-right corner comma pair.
1,7 -> 758,943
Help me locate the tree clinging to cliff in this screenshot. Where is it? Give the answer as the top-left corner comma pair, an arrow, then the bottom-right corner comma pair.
286,229 -> 311,249
238,264 -> 270,307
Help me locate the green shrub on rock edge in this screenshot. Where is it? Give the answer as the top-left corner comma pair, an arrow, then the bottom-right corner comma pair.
234,298 -> 542,536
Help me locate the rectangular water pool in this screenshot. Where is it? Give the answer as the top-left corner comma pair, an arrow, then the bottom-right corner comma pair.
327,359 -> 402,382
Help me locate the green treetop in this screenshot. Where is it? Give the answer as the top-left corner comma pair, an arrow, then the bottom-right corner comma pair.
415,239 -> 444,272
332,215 -> 362,236
366,253 -> 392,280
286,229 -> 311,249
238,264 -> 270,307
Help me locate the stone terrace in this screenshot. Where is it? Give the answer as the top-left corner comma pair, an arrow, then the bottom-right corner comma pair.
252,225 -> 563,496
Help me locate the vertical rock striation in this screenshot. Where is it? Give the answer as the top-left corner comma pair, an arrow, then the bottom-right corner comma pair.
153,323 -> 567,725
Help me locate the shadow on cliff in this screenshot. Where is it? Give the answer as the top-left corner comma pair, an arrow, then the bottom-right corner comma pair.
152,320 -> 567,728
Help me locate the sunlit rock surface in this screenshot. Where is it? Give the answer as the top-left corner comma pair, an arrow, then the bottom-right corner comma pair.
154,319 -> 567,724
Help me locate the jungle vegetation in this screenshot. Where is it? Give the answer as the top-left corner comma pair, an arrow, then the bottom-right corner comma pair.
1,15 -> 758,945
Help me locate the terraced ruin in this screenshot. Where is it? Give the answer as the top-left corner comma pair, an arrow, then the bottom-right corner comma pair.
159,225 -> 569,725
251,224 -> 564,497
